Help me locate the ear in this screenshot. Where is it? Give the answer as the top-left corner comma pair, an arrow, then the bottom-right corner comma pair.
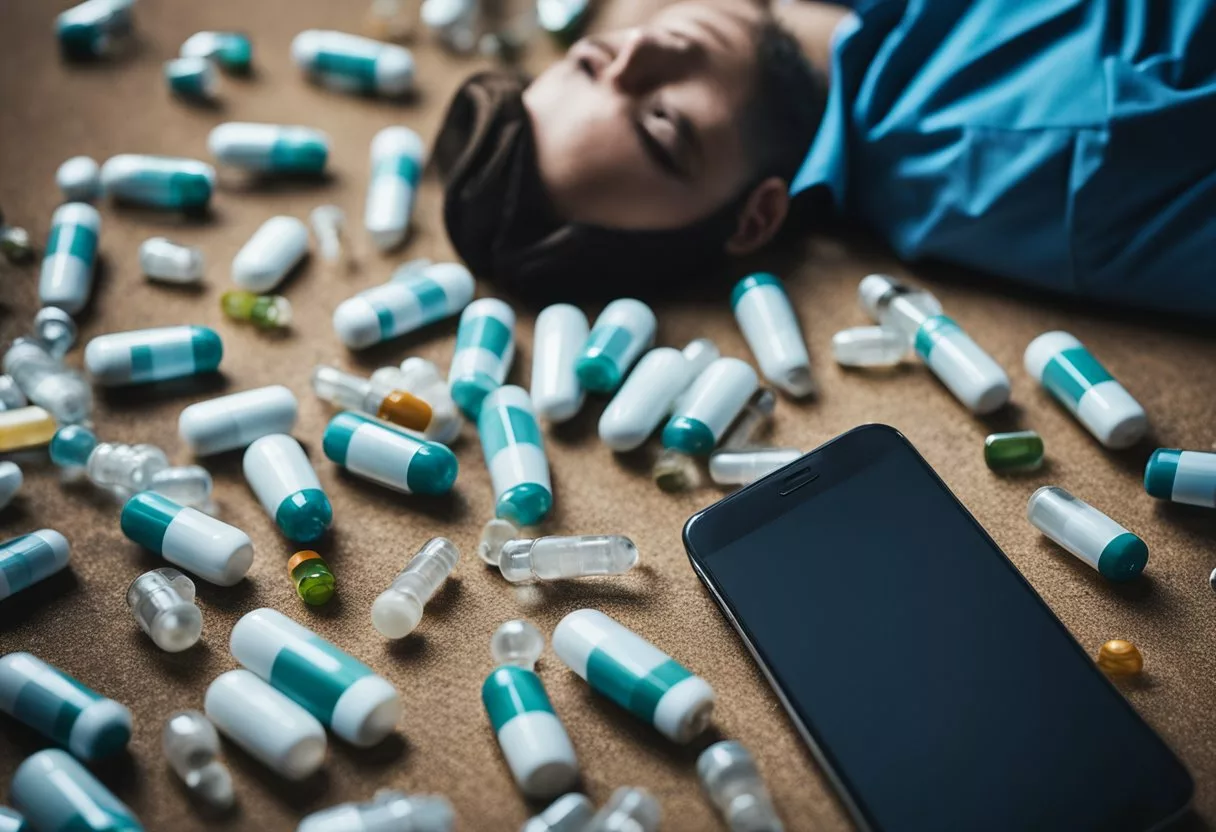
725,177 -> 790,255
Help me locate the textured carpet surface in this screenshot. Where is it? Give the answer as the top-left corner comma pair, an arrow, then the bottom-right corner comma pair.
1,1 -> 1215,830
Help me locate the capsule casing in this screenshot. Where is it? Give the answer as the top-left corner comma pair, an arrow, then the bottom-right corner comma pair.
291,30 -> 414,97
243,434 -> 333,542
179,385 -> 299,455
599,345 -> 703,452
164,56 -> 218,100
483,666 -> 579,798
552,609 -> 714,743
522,793 -> 595,832
479,386 -> 552,526
11,750 -> 142,832
298,791 -> 454,832
1145,449 -> 1216,508
731,273 -> 814,398
1024,331 -> 1147,449
575,299 -> 656,393
1026,486 -> 1148,581
121,492 -> 253,586
322,411 -> 458,495
55,0 -> 134,59
230,608 -> 401,747
0,530 -> 69,601
365,127 -> 424,250
180,31 -> 252,72
909,315 -> 1010,414
0,653 -> 131,760
39,203 -> 100,314
99,155 -> 215,210
205,669 -> 327,781
0,407 -> 58,452
333,262 -> 474,349
662,358 -> 759,455
450,298 -> 516,419
232,215 -> 310,293
139,237 -> 204,284
208,123 -> 329,174
531,304 -> 589,423
84,326 -> 222,386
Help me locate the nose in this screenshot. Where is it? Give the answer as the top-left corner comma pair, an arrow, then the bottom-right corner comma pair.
603,29 -> 695,94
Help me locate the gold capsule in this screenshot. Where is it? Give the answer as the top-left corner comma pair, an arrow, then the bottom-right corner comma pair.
1097,639 -> 1143,677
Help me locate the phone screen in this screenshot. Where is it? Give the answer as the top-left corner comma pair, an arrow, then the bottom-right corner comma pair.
685,425 -> 1191,832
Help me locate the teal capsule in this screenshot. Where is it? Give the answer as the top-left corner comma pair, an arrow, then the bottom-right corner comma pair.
0,807 -> 27,832
11,750 -> 143,831
482,666 -> 579,798
49,425 -> 98,468
478,386 -> 552,525
0,654 -> 131,760
39,202 -> 101,315
181,31 -> 253,73
243,435 -> 333,543
163,56 -> 218,101
99,155 -> 216,211
322,412 -> 457,495
208,123 -> 330,174
1145,449 -> 1216,508
0,530 -> 71,601
56,0 -> 134,60
576,299 -> 656,394
983,431 -> 1044,473
449,298 -> 516,419
84,326 -> 222,386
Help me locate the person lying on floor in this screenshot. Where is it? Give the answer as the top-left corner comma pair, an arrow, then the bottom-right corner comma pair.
432,0 -> 1216,318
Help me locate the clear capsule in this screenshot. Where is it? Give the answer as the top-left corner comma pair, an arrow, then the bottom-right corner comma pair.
88,441 -> 169,497
491,620 -> 545,670
33,307 -> 78,360
165,56 -> 219,101
0,406 -> 58,452
585,787 -> 661,832
127,567 -> 203,652
312,365 -> 433,432
0,375 -> 27,410
299,790 -> 455,832
148,465 -> 214,509
310,205 -> 350,266
163,710 -> 235,809
141,237 -> 205,284
221,290 -> 293,329
422,0 -> 480,52
709,448 -> 801,486
372,537 -> 460,638
498,535 -> 638,583
479,517 -> 520,565
720,388 -> 777,451
180,31 -> 253,74
522,794 -> 596,832
385,357 -> 464,443
653,447 -> 701,493
831,326 -> 908,368
56,156 -> 101,202
1027,486 -> 1148,582
0,461 -> 21,511
100,155 -> 216,211
697,741 -> 783,832
3,337 -> 92,424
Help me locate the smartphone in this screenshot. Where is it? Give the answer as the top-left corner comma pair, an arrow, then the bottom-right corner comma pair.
683,424 -> 1193,832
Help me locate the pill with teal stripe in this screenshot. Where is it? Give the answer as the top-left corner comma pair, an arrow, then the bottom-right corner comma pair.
1025,331 -> 1147,449
56,0 -> 134,60
366,126 -> 425,251
242,434 -> 333,543
12,750 -> 143,831
164,56 -> 219,101
0,529 -> 70,601
450,298 -> 516,419
911,314 -> 1010,414
553,608 -> 715,743
333,261 -> 474,349
99,155 -> 216,211
84,326 -> 222,386
230,607 -> 401,747
292,30 -> 414,98
1027,486 -> 1148,581
662,357 -> 758,455
39,202 -> 100,314
479,385 -> 552,525
1145,449 -> 1216,508
575,298 -> 656,394
181,31 -> 253,73
0,653 -> 131,761
0,806 -> 25,832
322,411 -> 457,495
121,492 -> 254,586
208,123 -> 329,174
731,272 -> 815,398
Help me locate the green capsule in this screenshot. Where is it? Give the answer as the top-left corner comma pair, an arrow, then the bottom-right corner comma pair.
221,290 -> 292,329
288,550 -> 335,605
984,430 -> 1044,472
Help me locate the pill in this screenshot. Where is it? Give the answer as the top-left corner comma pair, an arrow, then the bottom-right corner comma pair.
11,750 -> 143,831
372,537 -> 460,639
479,517 -> 520,566
334,261 -> 475,350
498,534 -> 637,583
34,307 -> 77,366
0,462 -> 21,511
180,31 -> 252,73
450,298 -> 516,419
222,290 -> 293,329
84,326 -> 222,386
1026,486 -> 1148,582
243,434 -> 333,542
575,299 -> 657,394
585,788 -> 660,832
652,447 -> 701,493
0,807 -> 25,832
162,710 -> 234,809
205,669 -> 327,781
39,202 -> 100,314
313,365 -> 433,431
0,375 -> 28,411
299,791 -> 455,832
232,215 -> 310,292
697,741 -> 784,832
719,388 -> 777,451
121,492 -> 254,586
3,337 -> 93,425
322,411 -> 458,495
392,356 -> 465,444
366,126 -> 424,250
140,237 -> 204,284
662,357 -> 759,455
1096,639 -> 1143,678
479,386 -> 552,525
0,653 -> 131,760
56,0 -> 135,59
708,448 -> 801,486
99,155 -> 216,211
230,607 -> 401,747
1145,449 -> 1216,508
179,385 -> 300,456
523,794 -> 596,832
55,156 -> 101,202
164,56 -> 219,101
208,122 -> 329,174
0,530 -> 69,601
1025,331 -> 1147,449
292,30 -> 415,97
531,304 -> 589,423
984,431 -> 1044,473
311,205 -> 349,266
288,550 -> 335,606
0,407 -> 58,452
731,273 -> 814,398
831,325 -> 908,368
599,339 -> 719,452
537,0 -> 591,41
126,567 -> 203,653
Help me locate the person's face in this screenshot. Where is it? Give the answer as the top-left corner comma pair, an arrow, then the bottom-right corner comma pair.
523,0 -> 763,230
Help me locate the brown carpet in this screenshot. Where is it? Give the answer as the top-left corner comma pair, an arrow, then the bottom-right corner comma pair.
2,1 -> 1215,830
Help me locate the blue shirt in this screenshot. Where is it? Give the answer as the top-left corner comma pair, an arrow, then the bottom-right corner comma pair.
794,0 -> 1216,318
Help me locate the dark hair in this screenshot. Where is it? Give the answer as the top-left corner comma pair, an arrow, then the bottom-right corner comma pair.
743,20 -> 828,183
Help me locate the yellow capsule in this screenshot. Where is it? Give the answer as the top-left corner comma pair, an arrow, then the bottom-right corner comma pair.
1097,639 -> 1143,677
0,406 -> 57,452
377,389 -> 432,432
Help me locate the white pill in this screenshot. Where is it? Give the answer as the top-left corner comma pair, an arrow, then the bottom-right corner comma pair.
179,386 -> 299,456
140,237 -> 205,284
600,340 -> 720,452
662,358 -> 759,455
208,123 -> 330,174
0,461 -> 22,510
243,434 -> 333,543
39,202 -> 100,314
732,273 -> 814,398
55,156 -> 101,202
291,30 -> 414,97
205,670 -> 327,781
365,126 -> 425,251
531,304 -> 589,423
232,215 -> 309,292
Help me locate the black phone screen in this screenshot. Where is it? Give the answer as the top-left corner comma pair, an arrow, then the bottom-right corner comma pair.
684,425 -> 1192,832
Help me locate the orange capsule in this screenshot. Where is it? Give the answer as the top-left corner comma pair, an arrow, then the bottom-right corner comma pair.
1097,639 -> 1143,677
378,389 -> 432,432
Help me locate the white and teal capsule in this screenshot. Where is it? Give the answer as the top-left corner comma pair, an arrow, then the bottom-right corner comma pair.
205,670 -> 327,781
575,299 -> 656,394
661,357 -> 758,455
243,434 -> 333,543
1145,449 -> 1216,508
121,492 -> 254,586
56,0 -> 134,60
0,463 -> 21,511
11,750 -> 143,832
230,607 -> 402,747
39,202 -> 100,314
84,326 -> 222,386
1026,486 -> 1148,582
333,262 -> 475,349
298,790 -> 455,832
479,385 -> 552,526
366,126 -> 425,251
1024,331 -> 1147,449
291,30 -> 414,97
164,56 -> 218,101
0,807 -> 25,832
0,530 -> 70,601
449,298 -> 516,419
99,155 -> 216,211
731,273 -> 814,398
208,123 -> 330,175
553,609 -> 715,743
0,653 -> 131,761
56,157 -> 102,203
180,31 -> 253,74
322,412 -> 458,495
531,304 -> 589,423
